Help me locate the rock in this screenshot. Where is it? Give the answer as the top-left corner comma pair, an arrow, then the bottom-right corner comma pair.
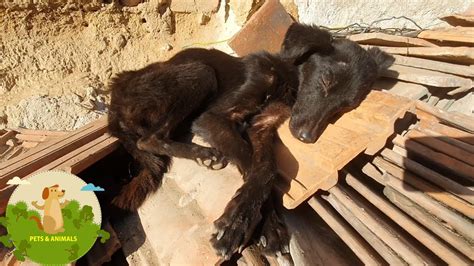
198,13 -> 211,25
120,0 -> 142,7
170,0 -> 220,13
114,34 -> 128,50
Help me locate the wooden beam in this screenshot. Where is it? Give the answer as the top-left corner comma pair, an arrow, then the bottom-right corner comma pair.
384,186 -> 474,260
381,172 -> 474,241
418,27 -> 474,45
363,45 -> 474,65
0,116 -> 108,187
382,64 -> 473,90
323,192 -> 406,265
392,55 -> 474,78
416,101 -> 474,133
348,32 -> 437,47
373,157 -> 474,219
308,196 -> 385,265
345,172 -> 471,265
380,148 -> 474,205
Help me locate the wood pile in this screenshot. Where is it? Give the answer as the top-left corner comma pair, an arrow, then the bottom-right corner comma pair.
309,102 -> 474,265
0,116 -> 122,265
348,19 -> 474,112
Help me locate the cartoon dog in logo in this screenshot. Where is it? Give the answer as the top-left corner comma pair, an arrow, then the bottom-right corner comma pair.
30,184 -> 70,234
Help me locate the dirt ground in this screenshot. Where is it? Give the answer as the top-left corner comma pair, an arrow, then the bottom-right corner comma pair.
0,0 -> 251,130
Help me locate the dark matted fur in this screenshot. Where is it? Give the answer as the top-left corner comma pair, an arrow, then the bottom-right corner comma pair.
108,22 -> 393,262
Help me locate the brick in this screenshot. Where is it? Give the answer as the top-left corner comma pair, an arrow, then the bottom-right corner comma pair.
228,0 -> 294,56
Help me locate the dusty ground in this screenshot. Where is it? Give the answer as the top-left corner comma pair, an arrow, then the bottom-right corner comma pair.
0,0 -> 245,130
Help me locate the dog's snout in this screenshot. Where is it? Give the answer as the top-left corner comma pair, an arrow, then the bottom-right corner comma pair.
62,189 -> 65,192
297,130 -> 313,143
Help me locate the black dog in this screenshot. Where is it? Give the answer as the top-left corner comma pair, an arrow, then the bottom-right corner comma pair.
108,23 -> 393,261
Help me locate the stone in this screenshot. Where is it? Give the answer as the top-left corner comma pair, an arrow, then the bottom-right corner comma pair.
170,0 -> 220,13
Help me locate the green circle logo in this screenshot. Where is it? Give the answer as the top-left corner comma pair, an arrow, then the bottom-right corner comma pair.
1,171 -> 109,264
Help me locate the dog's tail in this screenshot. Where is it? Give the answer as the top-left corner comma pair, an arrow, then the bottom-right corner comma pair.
29,216 -> 43,231
367,47 -> 395,75
109,114 -> 171,211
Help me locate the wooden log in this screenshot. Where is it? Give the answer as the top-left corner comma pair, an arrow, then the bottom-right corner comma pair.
308,196 -> 385,265
363,45 -> 474,65
380,148 -> 474,205
382,64 -> 473,90
416,101 -> 474,133
381,172 -> 474,241
0,116 -> 108,187
384,186 -> 474,260
345,172 -> 472,265
348,32 -> 437,47
373,157 -> 474,219
418,27 -> 474,45
392,134 -> 474,182
322,192 -> 406,265
392,55 -> 474,78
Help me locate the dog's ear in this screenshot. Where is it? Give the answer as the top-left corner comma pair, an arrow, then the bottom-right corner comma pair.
42,187 -> 49,200
281,23 -> 333,65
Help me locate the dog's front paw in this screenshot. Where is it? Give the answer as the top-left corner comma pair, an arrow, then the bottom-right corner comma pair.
112,177 -> 148,211
258,211 -> 293,266
195,148 -> 228,170
211,193 -> 262,260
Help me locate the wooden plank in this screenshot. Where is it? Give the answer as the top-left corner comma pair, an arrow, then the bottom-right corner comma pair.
405,129 -> 474,166
21,141 -> 39,149
31,134 -> 113,175
382,172 -> 474,241
0,116 -> 108,186
308,197 -> 385,265
416,101 -> 474,133
348,32 -> 437,47
363,45 -> 474,65
380,148 -> 474,205
0,130 -> 16,145
14,128 -> 68,136
392,55 -> 474,78
441,14 -> 474,27
384,186 -> 474,260
416,122 -> 474,154
373,157 -> 474,219
375,79 -> 429,100
323,192 -> 406,265
418,27 -> 474,45
331,185 -> 436,265
393,134 -> 474,182
345,173 -> 472,265
63,136 -> 119,174
382,64 -> 473,89
15,134 -> 48,143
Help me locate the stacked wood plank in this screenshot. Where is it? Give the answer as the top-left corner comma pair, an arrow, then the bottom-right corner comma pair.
0,116 -> 122,265
350,24 -> 474,106
309,103 -> 474,265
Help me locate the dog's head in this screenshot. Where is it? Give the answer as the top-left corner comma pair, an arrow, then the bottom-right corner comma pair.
289,38 -> 394,143
42,184 -> 65,200
280,23 -> 334,65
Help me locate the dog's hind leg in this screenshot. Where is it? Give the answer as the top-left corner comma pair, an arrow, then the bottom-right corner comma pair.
211,102 -> 291,260
109,116 -> 171,211
137,135 -> 228,170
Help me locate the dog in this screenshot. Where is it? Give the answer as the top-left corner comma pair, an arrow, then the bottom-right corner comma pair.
30,184 -> 70,234
108,23 -> 393,261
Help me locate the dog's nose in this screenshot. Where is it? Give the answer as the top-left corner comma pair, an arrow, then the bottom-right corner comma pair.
297,130 -> 313,143
62,190 -> 65,192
